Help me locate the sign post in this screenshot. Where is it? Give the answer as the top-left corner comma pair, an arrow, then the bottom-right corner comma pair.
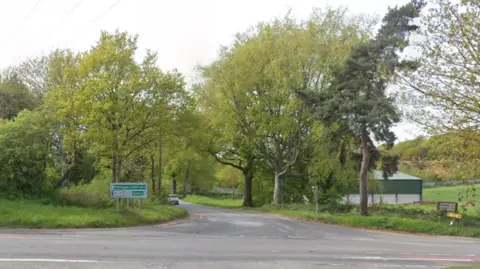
436,201 -> 461,225
312,186 -> 319,215
110,183 -> 148,214
436,201 -> 458,213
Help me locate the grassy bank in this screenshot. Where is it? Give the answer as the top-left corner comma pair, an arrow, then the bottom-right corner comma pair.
184,195 -> 480,237
0,199 -> 187,229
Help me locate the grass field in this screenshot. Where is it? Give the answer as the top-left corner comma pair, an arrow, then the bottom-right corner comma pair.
424,184 -> 480,202
184,195 -> 243,208
422,184 -> 480,215
0,199 -> 187,229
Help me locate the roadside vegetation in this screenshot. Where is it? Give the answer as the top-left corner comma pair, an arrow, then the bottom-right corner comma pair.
1,0 -> 479,232
0,177 -> 187,229
0,198 -> 186,229
184,195 -> 242,208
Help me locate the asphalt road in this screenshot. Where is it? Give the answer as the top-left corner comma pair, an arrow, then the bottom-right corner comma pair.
0,202 -> 479,269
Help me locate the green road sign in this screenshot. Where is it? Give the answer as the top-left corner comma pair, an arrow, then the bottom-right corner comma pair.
110,183 -> 147,199
132,191 -> 145,196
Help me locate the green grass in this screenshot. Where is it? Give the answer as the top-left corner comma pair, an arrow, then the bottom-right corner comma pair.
422,184 -> 480,215
184,195 -> 243,208
424,184 -> 480,202
256,205 -> 480,237
0,199 -> 187,229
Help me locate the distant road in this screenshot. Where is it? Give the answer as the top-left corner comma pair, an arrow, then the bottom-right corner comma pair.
0,202 -> 479,268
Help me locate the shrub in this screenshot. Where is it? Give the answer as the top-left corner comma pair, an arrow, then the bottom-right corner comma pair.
51,173 -> 112,208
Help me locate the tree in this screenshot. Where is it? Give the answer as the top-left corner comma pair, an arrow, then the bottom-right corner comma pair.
238,16 -> 312,205
0,73 -> 38,120
0,109 -> 58,195
297,0 -> 426,216
402,0 -> 480,135
10,55 -> 50,99
195,52 -> 258,207
198,7 -> 375,205
77,30 -> 185,182
400,0 -> 480,179
43,49 -> 85,188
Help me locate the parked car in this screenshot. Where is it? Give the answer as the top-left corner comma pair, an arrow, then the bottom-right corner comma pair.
168,194 -> 180,205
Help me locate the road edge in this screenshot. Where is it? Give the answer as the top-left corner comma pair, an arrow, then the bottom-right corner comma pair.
185,203 -> 480,241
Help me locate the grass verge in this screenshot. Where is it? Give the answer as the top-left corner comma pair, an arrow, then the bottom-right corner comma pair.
255,205 -> 480,237
0,199 -> 187,229
183,195 -> 243,208
184,195 -> 480,238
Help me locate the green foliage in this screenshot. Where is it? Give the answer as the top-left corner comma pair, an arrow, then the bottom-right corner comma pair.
216,166 -> 243,188
0,109 -> 57,197
403,0 -> 480,136
51,174 -> 112,208
0,73 -> 38,120
297,0 -> 426,215
391,133 -> 480,181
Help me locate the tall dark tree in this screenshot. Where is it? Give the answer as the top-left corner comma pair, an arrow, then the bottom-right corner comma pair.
0,73 -> 38,120
297,0 -> 425,216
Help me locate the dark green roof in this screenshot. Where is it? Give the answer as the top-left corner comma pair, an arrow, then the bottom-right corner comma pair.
373,171 -> 421,181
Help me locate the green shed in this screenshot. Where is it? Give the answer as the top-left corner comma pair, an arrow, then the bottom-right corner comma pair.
344,171 -> 423,204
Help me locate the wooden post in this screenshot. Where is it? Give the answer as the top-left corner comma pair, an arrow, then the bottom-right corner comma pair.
232,175 -> 236,200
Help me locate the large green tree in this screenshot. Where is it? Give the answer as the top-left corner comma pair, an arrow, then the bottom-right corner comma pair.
76,31 -> 185,182
297,0 -> 425,215
194,69 -> 257,206
198,7 -> 374,205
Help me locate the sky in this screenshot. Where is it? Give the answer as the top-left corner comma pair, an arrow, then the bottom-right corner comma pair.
0,0 -> 424,141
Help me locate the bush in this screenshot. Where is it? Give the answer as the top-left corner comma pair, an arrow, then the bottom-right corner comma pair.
50,174 -> 112,208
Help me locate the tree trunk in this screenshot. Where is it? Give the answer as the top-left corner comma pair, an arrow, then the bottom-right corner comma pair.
279,174 -> 284,202
184,167 -> 189,197
359,125 -> 370,216
242,169 -> 253,207
232,175 -> 236,200
172,179 -> 177,194
150,153 -> 156,193
273,171 -> 282,205
116,156 -> 123,182
157,140 -> 163,194
59,134 -> 68,179
112,154 -> 118,182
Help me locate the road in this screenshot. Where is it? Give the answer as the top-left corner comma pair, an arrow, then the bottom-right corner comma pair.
0,202 -> 479,269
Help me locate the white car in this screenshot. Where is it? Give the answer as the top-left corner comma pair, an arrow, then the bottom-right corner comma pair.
168,194 -> 179,205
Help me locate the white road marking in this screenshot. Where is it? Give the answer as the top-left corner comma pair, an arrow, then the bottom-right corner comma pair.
335,256 -> 474,262
0,258 -> 98,263
398,253 -> 477,257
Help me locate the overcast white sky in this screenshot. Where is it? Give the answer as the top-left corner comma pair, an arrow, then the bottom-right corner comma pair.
0,0 -> 424,141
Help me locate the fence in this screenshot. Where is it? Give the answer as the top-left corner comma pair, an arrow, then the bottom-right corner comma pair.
423,179 -> 480,187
